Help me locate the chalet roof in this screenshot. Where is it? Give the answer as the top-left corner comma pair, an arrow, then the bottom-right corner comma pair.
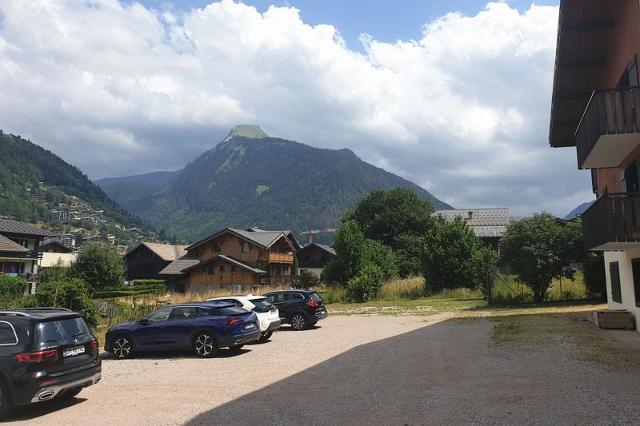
130,242 -> 189,261
187,227 -> 297,251
182,255 -> 267,275
41,238 -> 73,253
300,242 -> 336,256
434,208 -> 510,238
0,218 -> 53,238
158,258 -> 201,275
0,234 -> 29,253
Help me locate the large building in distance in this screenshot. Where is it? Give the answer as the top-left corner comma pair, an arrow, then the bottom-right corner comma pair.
549,0 -> 640,330
434,208 -> 510,248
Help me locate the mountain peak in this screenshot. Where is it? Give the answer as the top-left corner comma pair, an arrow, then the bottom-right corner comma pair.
224,125 -> 269,141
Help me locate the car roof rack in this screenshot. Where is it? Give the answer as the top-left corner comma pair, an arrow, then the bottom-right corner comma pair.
0,311 -> 31,317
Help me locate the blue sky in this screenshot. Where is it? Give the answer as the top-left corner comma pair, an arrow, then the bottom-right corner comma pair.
137,0 -> 560,50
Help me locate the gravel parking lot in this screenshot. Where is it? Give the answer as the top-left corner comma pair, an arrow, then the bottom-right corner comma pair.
6,312 -> 640,425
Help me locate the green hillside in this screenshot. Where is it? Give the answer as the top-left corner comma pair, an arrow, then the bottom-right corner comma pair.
98,126 -> 451,242
0,131 -> 149,244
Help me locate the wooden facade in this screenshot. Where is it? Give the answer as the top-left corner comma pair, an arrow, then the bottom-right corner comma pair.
163,228 -> 298,294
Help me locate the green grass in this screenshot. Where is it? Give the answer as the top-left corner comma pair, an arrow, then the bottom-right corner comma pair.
489,309 -> 639,371
491,271 -> 588,304
327,293 -> 486,316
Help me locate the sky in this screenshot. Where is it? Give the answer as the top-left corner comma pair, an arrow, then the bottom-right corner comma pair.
0,0 -> 591,217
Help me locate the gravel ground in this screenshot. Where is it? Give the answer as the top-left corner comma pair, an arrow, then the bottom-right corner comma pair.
5,313 -> 640,425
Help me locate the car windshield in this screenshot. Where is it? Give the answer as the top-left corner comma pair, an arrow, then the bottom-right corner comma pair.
250,298 -> 272,309
35,317 -> 91,347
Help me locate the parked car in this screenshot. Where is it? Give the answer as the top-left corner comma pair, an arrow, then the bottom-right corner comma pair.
263,290 -> 327,330
104,302 -> 260,359
0,308 -> 101,420
207,295 -> 281,342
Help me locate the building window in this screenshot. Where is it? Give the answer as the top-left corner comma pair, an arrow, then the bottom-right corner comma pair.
213,242 -> 222,252
609,261 -> 622,303
219,265 -> 225,273
241,241 -> 250,253
207,264 -> 214,275
632,259 -> 640,308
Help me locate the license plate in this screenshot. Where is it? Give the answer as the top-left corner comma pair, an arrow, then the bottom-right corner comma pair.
63,345 -> 85,358
243,323 -> 255,330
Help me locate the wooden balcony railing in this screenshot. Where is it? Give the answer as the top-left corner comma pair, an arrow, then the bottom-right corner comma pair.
266,252 -> 294,263
575,87 -> 640,169
583,193 -> 640,249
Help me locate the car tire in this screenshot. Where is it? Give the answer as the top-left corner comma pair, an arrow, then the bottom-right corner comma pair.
290,313 -> 308,330
111,335 -> 134,359
193,332 -> 217,358
58,387 -> 82,400
229,344 -> 244,351
0,381 -> 13,420
259,331 -> 273,342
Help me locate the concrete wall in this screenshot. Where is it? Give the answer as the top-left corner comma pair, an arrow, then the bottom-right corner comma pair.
603,248 -> 640,332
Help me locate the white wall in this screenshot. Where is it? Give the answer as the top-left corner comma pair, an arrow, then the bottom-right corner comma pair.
603,248 -> 640,332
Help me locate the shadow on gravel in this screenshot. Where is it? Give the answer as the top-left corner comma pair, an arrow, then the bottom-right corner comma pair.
7,397 -> 88,421
186,312 -> 640,426
273,325 -> 322,332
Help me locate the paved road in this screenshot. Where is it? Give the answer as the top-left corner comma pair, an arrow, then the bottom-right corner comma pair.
6,313 -> 640,425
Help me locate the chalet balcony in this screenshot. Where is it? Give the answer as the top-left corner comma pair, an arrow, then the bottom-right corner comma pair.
266,253 -> 294,263
575,87 -> 640,169
583,193 -> 640,250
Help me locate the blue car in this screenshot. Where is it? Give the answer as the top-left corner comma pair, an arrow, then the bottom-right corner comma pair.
104,302 -> 260,359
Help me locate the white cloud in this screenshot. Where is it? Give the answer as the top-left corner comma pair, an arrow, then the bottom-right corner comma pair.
0,0 -> 590,216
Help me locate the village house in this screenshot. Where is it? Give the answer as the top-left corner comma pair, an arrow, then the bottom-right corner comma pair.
124,242 -> 188,281
39,238 -> 77,269
549,0 -> 640,331
297,242 -> 336,278
0,218 -> 52,294
160,228 -> 300,294
434,208 -> 510,249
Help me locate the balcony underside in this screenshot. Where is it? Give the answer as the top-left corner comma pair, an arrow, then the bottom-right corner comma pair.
581,133 -> 640,169
590,241 -> 640,251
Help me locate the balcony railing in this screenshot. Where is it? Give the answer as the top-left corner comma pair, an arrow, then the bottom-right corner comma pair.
575,87 -> 640,169
583,193 -> 640,249
266,253 -> 294,263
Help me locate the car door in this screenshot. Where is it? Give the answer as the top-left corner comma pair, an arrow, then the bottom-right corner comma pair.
165,306 -> 200,349
133,307 -> 173,349
267,293 -> 291,319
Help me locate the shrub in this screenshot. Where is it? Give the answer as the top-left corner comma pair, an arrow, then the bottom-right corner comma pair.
499,214 -> 583,303
29,278 -> 98,326
74,243 -> 125,294
423,217 -> 490,292
0,275 -> 27,303
299,270 -> 320,288
347,264 -> 385,302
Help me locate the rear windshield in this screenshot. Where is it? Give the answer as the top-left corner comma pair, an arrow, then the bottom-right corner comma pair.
214,307 -> 248,316
35,317 -> 91,347
250,298 -> 272,310
308,293 -> 323,302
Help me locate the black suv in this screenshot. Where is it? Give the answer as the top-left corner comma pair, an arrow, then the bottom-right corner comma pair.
0,308 -> 101,419
264,290 -> 327,330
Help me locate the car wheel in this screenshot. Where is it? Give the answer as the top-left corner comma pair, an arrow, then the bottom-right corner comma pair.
290,313 -> 308,330
58,387 -> 82,400
0,381 -> 13,420
229,344 -> 244,351
193,332 -> 217,358
111,335 -> 133,359
259,331 -> 273,342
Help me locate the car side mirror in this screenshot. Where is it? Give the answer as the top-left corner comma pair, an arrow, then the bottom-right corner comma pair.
138,318 -> 150,325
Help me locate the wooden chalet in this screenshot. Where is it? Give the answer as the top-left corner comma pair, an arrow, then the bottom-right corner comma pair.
124,242 -> 188,281
160,227 -> 300,294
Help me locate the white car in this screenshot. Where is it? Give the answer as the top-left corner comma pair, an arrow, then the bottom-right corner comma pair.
207,295 -> 281,342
